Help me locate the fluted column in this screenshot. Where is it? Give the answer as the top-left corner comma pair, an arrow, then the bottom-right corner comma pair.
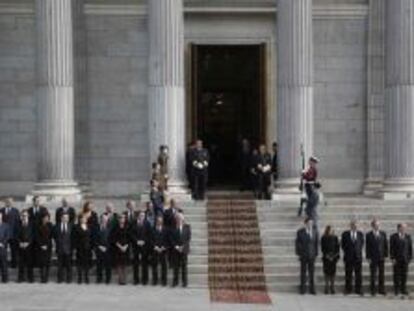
383,0 -> 414,199
30,0 -> 81,201
275,0 -> 314,196
148,0 -> 188,196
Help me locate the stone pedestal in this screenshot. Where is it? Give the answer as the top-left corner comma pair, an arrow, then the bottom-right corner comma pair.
382,0 -> 414,199
29,0 -> 82,203
274,0 -> 314,199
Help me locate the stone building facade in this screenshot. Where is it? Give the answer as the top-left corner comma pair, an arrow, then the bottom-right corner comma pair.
0,0 -> 411,199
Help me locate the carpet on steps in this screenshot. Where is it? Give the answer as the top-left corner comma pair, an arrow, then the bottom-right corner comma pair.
207,198 -> 271,304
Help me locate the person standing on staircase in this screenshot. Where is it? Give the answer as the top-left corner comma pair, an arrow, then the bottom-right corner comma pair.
190,139 -> 210,200
321,225 -> 340,294
255,144 -> 272,200
301,156 -> 321,227
341,220 -> 364,296
295,218 -> 318,295
390,223 -> 412,297
365,218 -> 388,296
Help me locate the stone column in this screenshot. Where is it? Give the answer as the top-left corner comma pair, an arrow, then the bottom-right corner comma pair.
383,0 -> 414,199
148,0 -> 188,197
275,0 -> 314,198
30,0 -> 82,202
364,0 -> 386,195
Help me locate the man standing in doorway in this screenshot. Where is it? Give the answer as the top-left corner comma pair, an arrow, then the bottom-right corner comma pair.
190,140 -> 210,200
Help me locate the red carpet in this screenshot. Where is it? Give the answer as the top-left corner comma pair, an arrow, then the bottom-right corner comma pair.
207,197 -> 272,304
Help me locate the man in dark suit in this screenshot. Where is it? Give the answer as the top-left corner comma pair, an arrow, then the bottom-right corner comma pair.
0,212 -> 11,283
170,212 -> 191,287
341,220 -> 364,295
55,198 -> 76,225
271,142 -> 278,183
151,216 -> 169,286
295,218 -> 318,295
93,213 -> 112,284
0,197 -> 20,268
28,196 -> 49,227
190,139 -> 210,200
238,138 -> 252,191
365,218 -> 388,296
255,144 -> 273,200
16,210 -> 34,283
54,213 -> 73,283
390,223 -> 412,296
129,210 -> 150,285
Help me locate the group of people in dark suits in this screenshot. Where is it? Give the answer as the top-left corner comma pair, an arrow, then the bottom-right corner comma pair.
0,196 -> 191,287
296,217 -> 412,297
238,139 -> 278,200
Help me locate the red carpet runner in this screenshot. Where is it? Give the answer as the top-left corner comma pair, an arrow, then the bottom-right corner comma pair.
207,196 -> 272,304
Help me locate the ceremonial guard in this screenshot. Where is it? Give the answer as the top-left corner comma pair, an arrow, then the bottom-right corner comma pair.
390,223 -> 412,296
157,145 -> 169,191
341,220 -> 364,296
150,179 -> 165,216
16,210 -> 34,283
190,140 -> 210,200
0,198 -> 20,268
129,210 -> 150,285
271,142 -> 278,183
301,157 -> 321,225
255,144 -> 272,200
365,219 -> 388,296
295,218 -> 318,295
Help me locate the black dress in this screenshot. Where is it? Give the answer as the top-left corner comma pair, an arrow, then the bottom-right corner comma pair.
111,225 -> 130,266
73,225 -> 92,268
35,223 -> 53,268
321,234 -> 340,276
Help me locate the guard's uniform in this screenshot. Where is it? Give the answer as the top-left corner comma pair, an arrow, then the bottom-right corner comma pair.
302,165 -> 319,223
190,148 -> 210,200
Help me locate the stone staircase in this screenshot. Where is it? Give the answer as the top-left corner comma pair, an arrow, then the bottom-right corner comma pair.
257,197 -> 414,293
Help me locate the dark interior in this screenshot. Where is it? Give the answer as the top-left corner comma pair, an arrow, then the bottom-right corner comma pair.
192,45 -> 265,187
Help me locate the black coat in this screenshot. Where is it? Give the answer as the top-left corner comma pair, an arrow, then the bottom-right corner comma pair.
254,153 -> 272,176
110,225 -> 130,265
35,223 -> 53,266
128,221 -> 151,255
295,228 -> 318,260
190,148 -> 210,174
341,230 -> 364,263
53,223 -> 74,256
16,222 -> 34,249
73,225 -> 92,263
390,233 -> 412,263
151,227 -> 169,250
0,207 -> 20,239
170,224 -> 191,255
28,206 -> 49,227
365,231 -> 388,263
321,234 -> 340,262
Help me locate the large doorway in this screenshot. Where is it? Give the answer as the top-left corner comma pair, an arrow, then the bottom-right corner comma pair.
190,44 -> 267,187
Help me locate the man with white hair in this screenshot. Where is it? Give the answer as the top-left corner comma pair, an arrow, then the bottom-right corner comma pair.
171,212 -> 191,287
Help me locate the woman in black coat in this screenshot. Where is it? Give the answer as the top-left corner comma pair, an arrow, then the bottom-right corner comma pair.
110,213 -> 129,285
35,214 -> 53,283
73,214 -> 93,284
321,225 -> 340,294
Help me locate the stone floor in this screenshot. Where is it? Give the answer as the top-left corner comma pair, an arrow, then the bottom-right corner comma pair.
0,284 -> 412,311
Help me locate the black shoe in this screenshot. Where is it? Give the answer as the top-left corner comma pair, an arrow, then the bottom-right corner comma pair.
402,291 -> 409,296
309,289 -> 316,295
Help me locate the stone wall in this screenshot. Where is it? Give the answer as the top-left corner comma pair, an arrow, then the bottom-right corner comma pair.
0,14 -> 36,195
314,17 -> 368,192
85,14 -> 150,196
